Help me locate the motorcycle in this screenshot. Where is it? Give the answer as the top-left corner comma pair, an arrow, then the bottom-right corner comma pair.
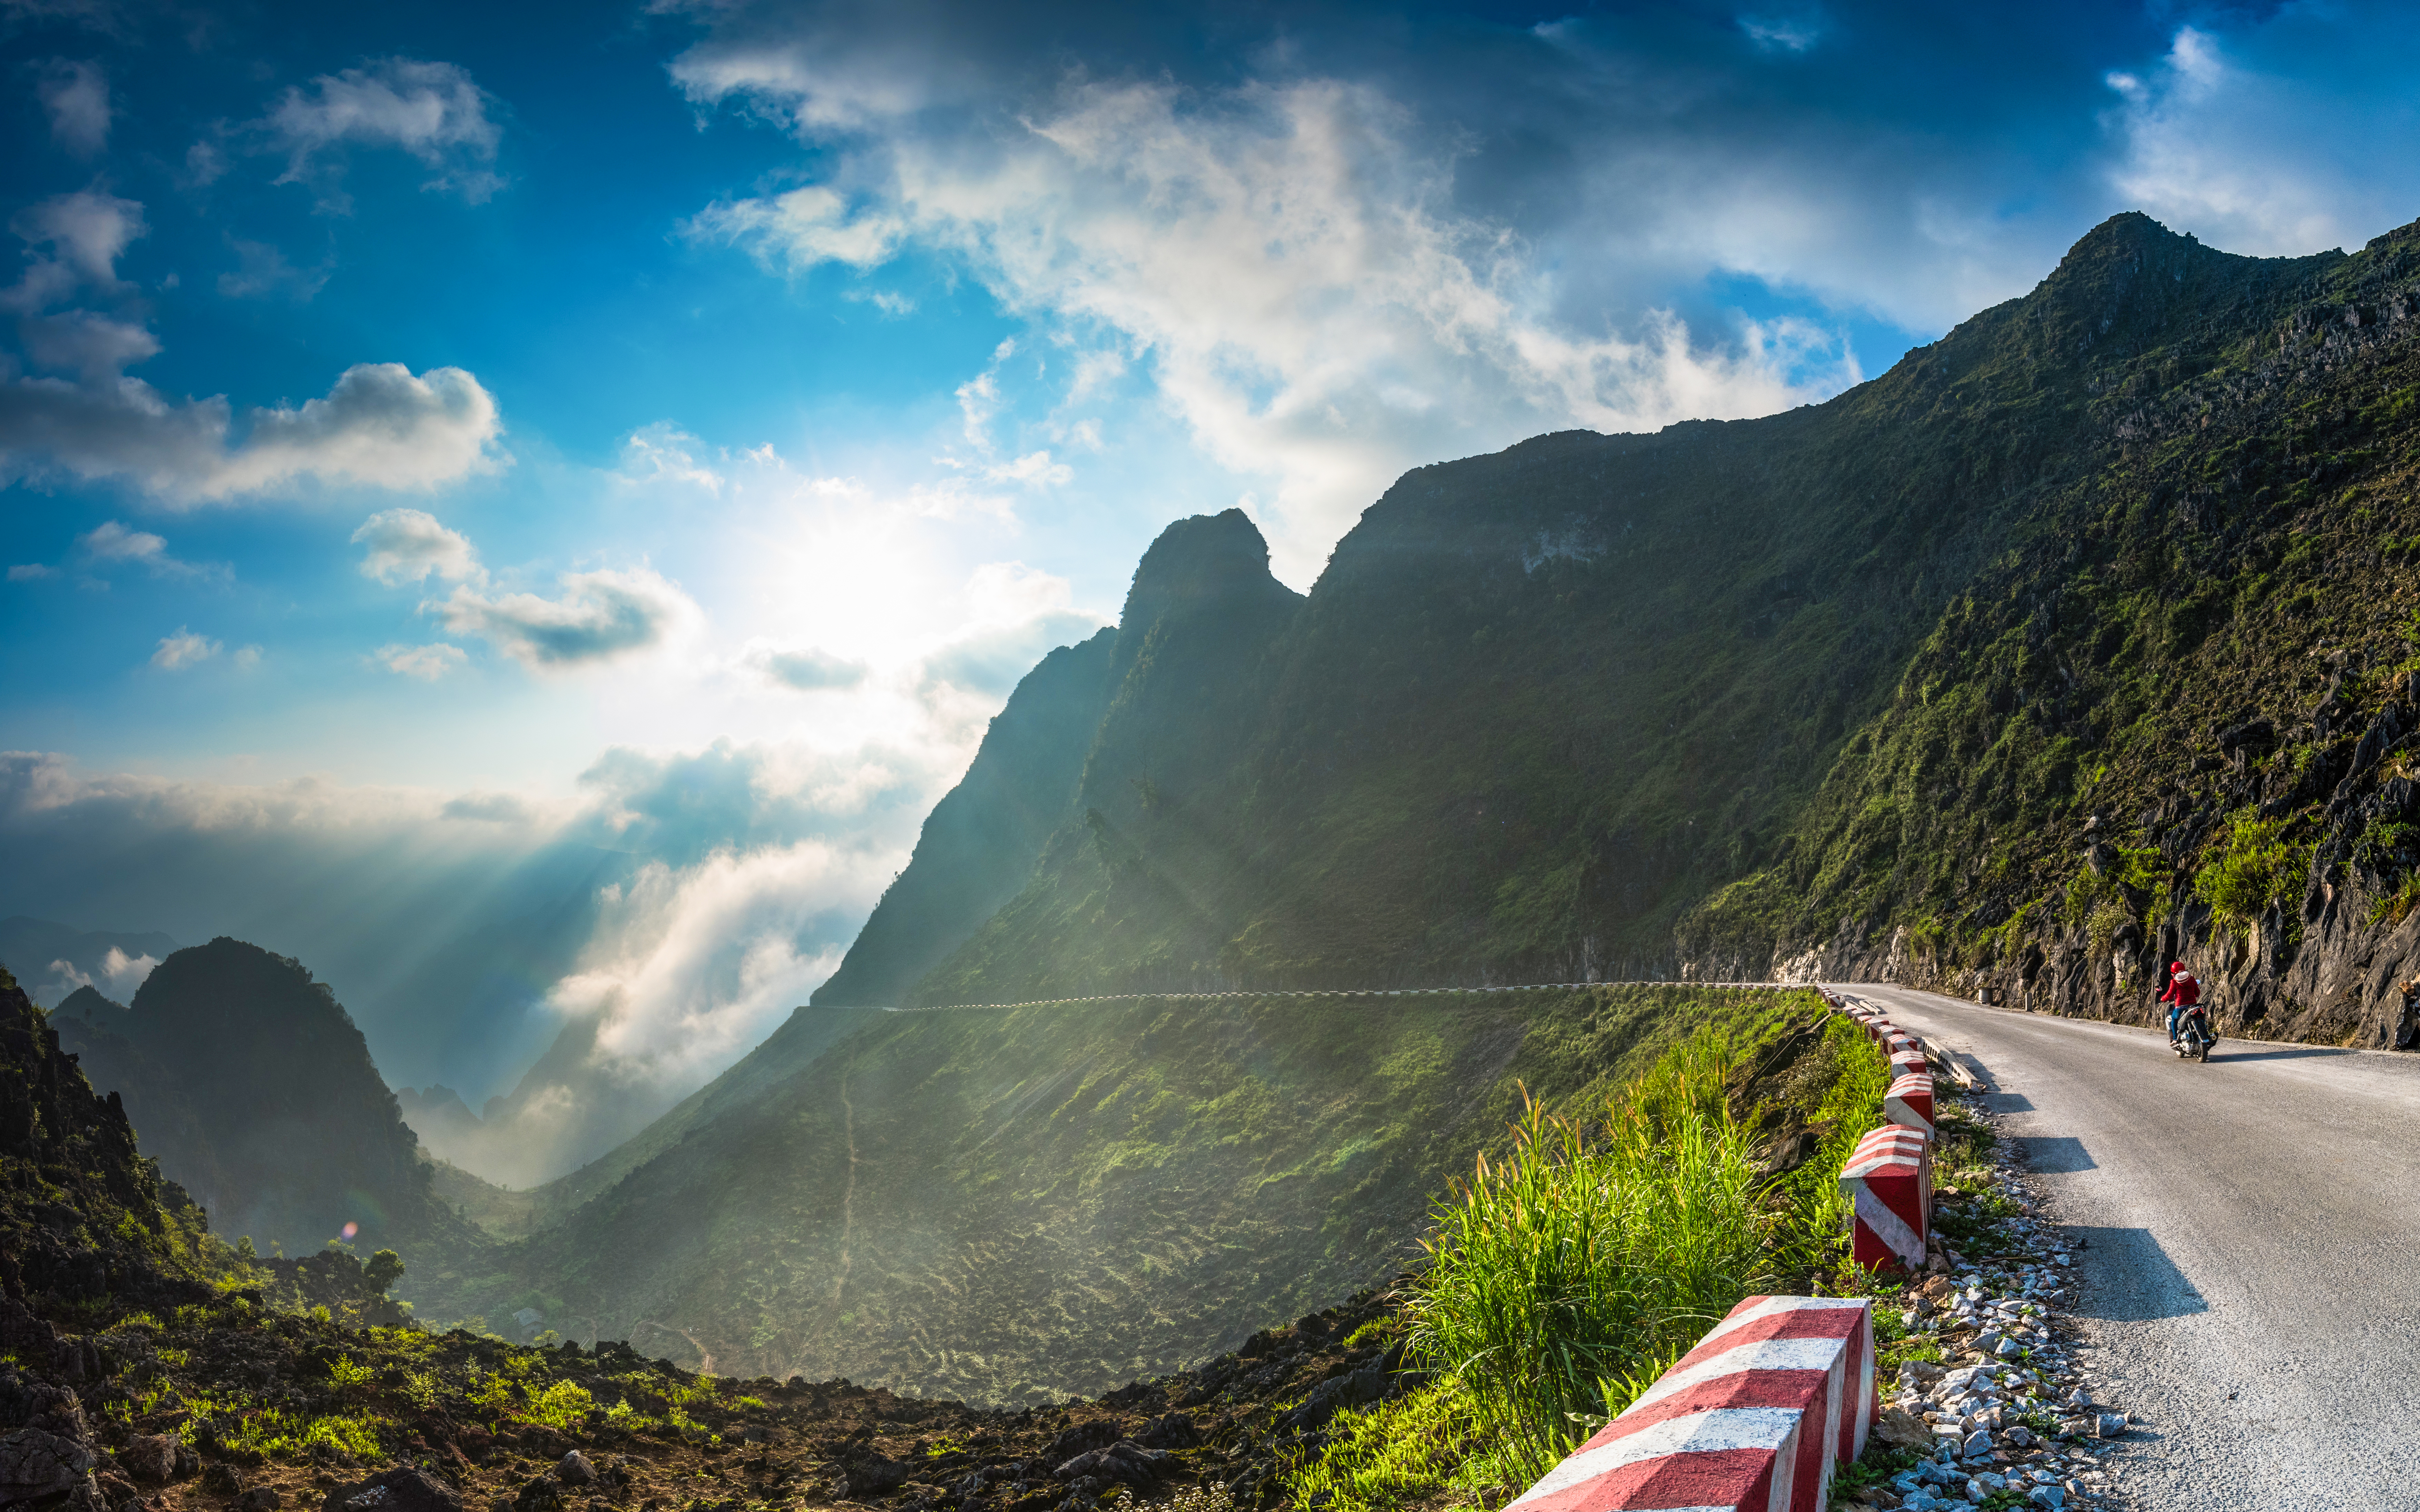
2171,1004 -> 2216,1062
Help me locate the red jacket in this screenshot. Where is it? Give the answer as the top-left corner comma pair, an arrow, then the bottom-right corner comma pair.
2161,971 -> 2201,1007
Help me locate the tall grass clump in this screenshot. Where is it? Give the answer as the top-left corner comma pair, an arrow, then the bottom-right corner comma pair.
1401,1030 -> 1772,1485
1775,1016 -> 1894,1272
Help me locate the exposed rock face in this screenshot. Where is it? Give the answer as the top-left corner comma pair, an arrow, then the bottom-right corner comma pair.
317,1466 -> 461,1512
0,1366 -> 101,1509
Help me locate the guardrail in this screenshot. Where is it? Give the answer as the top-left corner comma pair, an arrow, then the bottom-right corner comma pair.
838,982 -> 1812,1012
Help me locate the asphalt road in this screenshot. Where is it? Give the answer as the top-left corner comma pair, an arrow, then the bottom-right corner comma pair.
1834,984 -> 2420,1510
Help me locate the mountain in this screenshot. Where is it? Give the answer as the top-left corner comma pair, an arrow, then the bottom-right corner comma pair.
844,211 -> 2420,1051
411,983 -> 1815,1400
0,916 -> 177,1008
911,508 -> 1309,1000
894,229 -> 2173,1004
1683,214 -> 2420,1046
389,206 -> 2420,1389
47,936 -> 483,1262
49,983 -> 127,1027
812,628 -> 1119,1006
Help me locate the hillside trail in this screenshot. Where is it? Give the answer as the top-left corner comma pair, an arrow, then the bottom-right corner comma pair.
1844,982 -> 2420,1512
831,1051 -> 861,1310
632,1319 -> 715,1375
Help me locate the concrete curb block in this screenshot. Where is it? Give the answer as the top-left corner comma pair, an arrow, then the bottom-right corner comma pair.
1884,1072 -> 1938,1139
1843,1124 -> 1934,1272
1507,1296 -> 1876,1512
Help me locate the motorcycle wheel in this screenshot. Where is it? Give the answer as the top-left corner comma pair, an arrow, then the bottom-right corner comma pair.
2199,1038 -> 2212,1062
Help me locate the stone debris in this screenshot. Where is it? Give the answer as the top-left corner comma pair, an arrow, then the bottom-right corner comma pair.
1849,1100 -> 2136,1511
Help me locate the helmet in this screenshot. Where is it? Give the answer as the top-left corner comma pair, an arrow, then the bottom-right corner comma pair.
2169,961 -> 2185,971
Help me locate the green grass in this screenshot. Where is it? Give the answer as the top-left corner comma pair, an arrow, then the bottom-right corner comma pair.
1296,1019 -> 1891,1507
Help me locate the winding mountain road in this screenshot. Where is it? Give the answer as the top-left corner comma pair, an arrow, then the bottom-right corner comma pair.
1838,983 -> 2420,1511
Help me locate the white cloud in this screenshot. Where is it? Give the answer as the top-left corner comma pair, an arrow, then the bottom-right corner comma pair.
20,310 -> 159,379
983,449 -> 1070,486
150,626 -> 219,670
619,425 -> 725,494
691,75 -> 1858,581
37,59 -> 110,157
8,564 -> 59,581
378,641 -> 468,680
0,360 -> 506,504
78,519 -> 208,578
43,945 -> 157,998
743,642 -> 869,691
433,566 -> 700,669
2100,23 -> 2406,258
353,507 -> 481,584
260,57 -> 505,208
232,644 -> 262,670
552,842 -> 868,1081
688,183 -> 904,270
1,188 -> 145,312
911,561 -> 1107,701
219,238 -> 331,301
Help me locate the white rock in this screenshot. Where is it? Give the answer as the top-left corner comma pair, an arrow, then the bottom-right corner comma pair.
1961,1429 -> 1994,1458
2093,1413 -> 2125,1438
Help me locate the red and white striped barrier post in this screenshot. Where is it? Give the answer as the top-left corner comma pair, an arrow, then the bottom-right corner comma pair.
1882,1072 -> 1935,1139
1842,1124 -> 1931,1273
1887,1049 -> 1929,1084
1505,1296 -> 1876,1512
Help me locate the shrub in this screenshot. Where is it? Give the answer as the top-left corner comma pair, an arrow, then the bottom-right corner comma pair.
2193,811 -> 2309,935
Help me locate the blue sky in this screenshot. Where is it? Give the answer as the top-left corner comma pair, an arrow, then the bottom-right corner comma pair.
5,0 -> 2418,1156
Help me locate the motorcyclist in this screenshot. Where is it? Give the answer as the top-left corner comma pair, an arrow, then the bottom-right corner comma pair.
2159,960 -> 2202,1045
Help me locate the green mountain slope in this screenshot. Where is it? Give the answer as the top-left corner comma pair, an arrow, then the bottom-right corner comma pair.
914,215 -> 2270,1002
1688,214 -> 2420,1046
417,985 -> 1820,1403
812,629 -> 1118,1006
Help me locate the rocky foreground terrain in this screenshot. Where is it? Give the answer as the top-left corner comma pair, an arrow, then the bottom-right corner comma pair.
2,958 -> 1430,1512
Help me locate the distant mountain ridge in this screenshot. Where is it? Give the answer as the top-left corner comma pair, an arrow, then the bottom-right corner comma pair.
47,936 -> 483,1262
0,916 -> 176,1008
